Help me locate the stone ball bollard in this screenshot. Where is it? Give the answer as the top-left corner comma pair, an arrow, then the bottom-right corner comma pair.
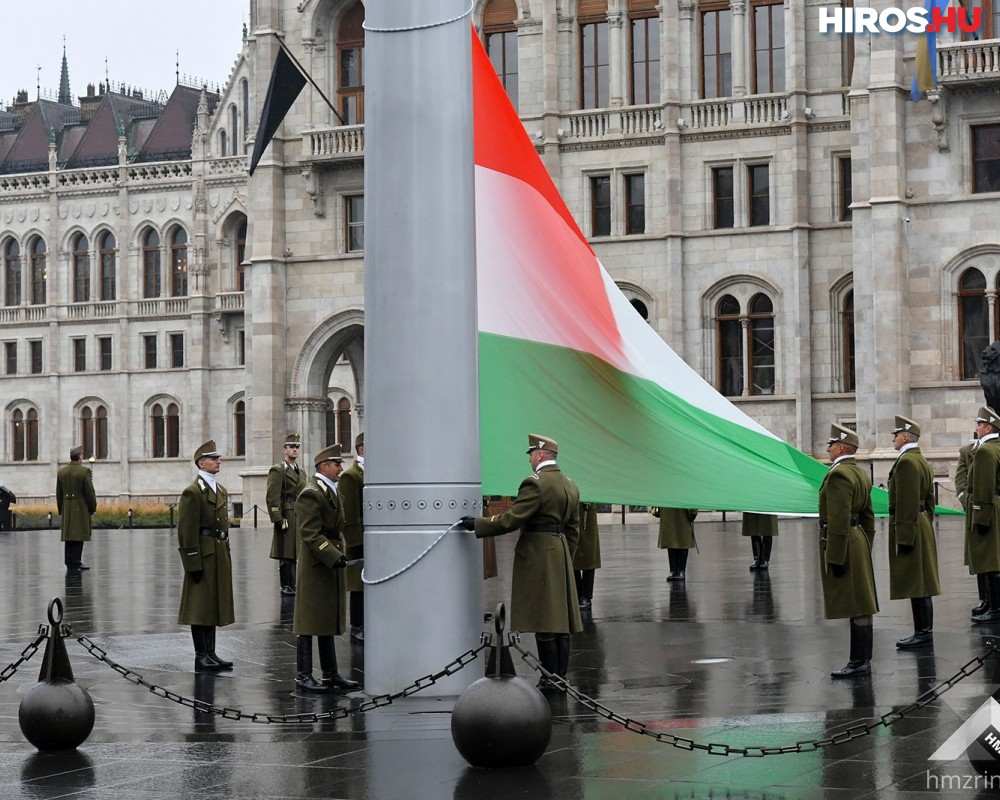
450,603 -> 552,768
18,598 -> 95,751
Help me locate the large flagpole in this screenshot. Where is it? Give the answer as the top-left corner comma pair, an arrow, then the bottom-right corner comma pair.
363,0 -> 481,695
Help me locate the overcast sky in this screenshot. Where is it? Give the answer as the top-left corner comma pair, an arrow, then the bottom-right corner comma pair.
1,0 -> 248,106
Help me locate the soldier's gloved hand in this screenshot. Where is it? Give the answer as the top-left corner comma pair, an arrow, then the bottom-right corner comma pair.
830,563 -> 846,578
281,519 -> 289,530
897,543 -> 914,555
977,524 -> 991,536
190,570 -> 204,584
333,555 -> 348,569
458,516 -> 476,531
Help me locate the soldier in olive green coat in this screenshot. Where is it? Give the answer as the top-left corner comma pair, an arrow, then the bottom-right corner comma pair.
177,440 -> 234,673
742,512 -> 778,572
819,423 -> 877,678
970,407 -> 1000,624
265,433 -> 305,597
460,433 -> 581,689
887,416 -> 940,649
337,432 -> 365,643
956,432 -> 987,616
573,502 -> 601,609
292,444 -> 359,694
56,445 -> 97,570
654,507 -> 698,582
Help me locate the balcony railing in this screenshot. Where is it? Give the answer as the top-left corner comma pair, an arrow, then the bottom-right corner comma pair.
938,40 -> 1000,85
215,291 -> 244,312
67,301 -> 119,319
133,297 -> 189,317
0,305 -> 48,324
307,125 -> 365,159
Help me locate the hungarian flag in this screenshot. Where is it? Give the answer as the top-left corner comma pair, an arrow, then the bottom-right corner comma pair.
471,33 -> 909,515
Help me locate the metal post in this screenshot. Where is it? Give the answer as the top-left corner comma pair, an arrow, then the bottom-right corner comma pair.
47,512 -> 52,529
253,504 -> 258,529
934,482 -> 939,506
128,508 -> 133,529
169,504 -> 175,529
364,0 -> 481,696
620,505 -> 625,524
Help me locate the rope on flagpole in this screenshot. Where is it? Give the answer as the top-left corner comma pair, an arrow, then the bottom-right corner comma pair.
362,1 -> 475,33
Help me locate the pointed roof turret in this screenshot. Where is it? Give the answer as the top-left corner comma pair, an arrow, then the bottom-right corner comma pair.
58,41 -> 72,106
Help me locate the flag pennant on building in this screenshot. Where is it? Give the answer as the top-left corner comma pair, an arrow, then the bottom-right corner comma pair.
911,0 -> 951,101
470,32 -> 922,515
248,45 -> 307,176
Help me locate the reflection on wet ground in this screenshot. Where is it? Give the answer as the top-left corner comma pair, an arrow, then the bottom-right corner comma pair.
0,515 -> 995,798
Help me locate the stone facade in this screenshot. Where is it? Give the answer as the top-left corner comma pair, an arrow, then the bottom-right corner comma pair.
1,0 -> 997,511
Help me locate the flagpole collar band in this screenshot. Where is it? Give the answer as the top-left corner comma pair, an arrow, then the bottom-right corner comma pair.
362,1 -> 474,33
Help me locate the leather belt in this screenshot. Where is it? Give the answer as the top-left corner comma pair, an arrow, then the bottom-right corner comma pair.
819,516 -> 860,528
200,528 -> 229,541
525,524 -> 564,534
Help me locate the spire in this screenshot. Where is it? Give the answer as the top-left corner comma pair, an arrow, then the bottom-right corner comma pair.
58,39 -> 71,105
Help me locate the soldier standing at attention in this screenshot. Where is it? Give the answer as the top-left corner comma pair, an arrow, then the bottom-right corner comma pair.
459,434 -> 581,690
293,444 -> 360,694
887,416 -> 941,648
653,507 -> 698,582
573,502 -> 601,610
956,429 -> 987,618
970,407 -> 1000,625
177,440 -> 234,673
266,433 -> 305,597
337,432 -> 366,643
743,512 -> 779,572
819,423 -> 878,678
57,445 -> 97,571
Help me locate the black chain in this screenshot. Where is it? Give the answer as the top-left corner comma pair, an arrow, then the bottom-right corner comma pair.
0,627 -> 48,684
75,635 -> 488,723
511,639 -> 995,757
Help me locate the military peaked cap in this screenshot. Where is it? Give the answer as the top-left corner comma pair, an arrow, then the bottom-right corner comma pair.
526,433 -> 559,455
891,415 -> 920,438
284,433 -> 301,447
826,423 -> 859,449
70,444 -> 84,460
355,432 -> 364,449
977,406 -> 1000,428
315,443 -> 344,466
193,440 -> 221,464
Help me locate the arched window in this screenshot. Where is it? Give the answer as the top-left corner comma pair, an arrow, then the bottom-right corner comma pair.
751,0 -> 784,94
959,267 -> 989,380
230,105 -> 239,153
169,227 -> 188,297
748,293 -> 775,395
629,0 -> 660,104
3,239 -> 20,307
10,406 -> 39,462
95,405 -> 108,459
241,79 -> 250,152
629,298 -> 649,321
580,0 -> 610,109
78,401 -> 109,459
842,290 -> 855,392
98,231 -> 116,301
484,0 -> 519,109
81,407 -> 93,456
716,295 -> 743,396
219,129 -> 228,157
337,2 -> 365,125
150,401 -> 180,458
235,215 -> 248,291
29,237 -> 46,305
233,399 -> 246,456
72,233 -> 90,303
337,397 -> 352,453
142,228 -> 161,298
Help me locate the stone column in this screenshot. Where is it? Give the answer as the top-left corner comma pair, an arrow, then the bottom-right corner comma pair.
731,0 -> 746,97
608,9 -> 625,108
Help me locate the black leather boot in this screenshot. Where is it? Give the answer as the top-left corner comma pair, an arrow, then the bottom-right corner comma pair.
296,635 -> 329,693
973,573 -> 1000,624
206,626 -> 233,668
760,537 -> 773,570
535,637 -> 559,691
897,597 -> 933,649
831,619 -> 871,678
192,626 -> 223,673
666,548 -> 687,581
280,562 -> 296,596
318,636 -> 359,693
555,635 -> 570,681
749,536 -> 762,571
974,574 -> 989,617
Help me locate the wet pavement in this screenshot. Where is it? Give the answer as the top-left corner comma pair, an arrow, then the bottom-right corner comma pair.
0,515 -> 997,799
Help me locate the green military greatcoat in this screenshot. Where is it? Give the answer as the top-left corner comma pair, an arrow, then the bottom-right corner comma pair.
474,464 -> 582,634
572,502 -> 601,571
265,460 -> 305,561
887,446 -> 941,600
56,462 -> 97,543
969,436 -> 1000,574
177,476 -> 234,627
741,512 -> 779,537
655,507 -> 698,549
818,457 -> 878,619
293,476 -> 348,636
956,440 -> 976,513
337,460 -> 364,592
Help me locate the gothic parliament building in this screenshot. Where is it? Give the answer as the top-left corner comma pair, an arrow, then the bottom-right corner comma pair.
1,0 -> 999,512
